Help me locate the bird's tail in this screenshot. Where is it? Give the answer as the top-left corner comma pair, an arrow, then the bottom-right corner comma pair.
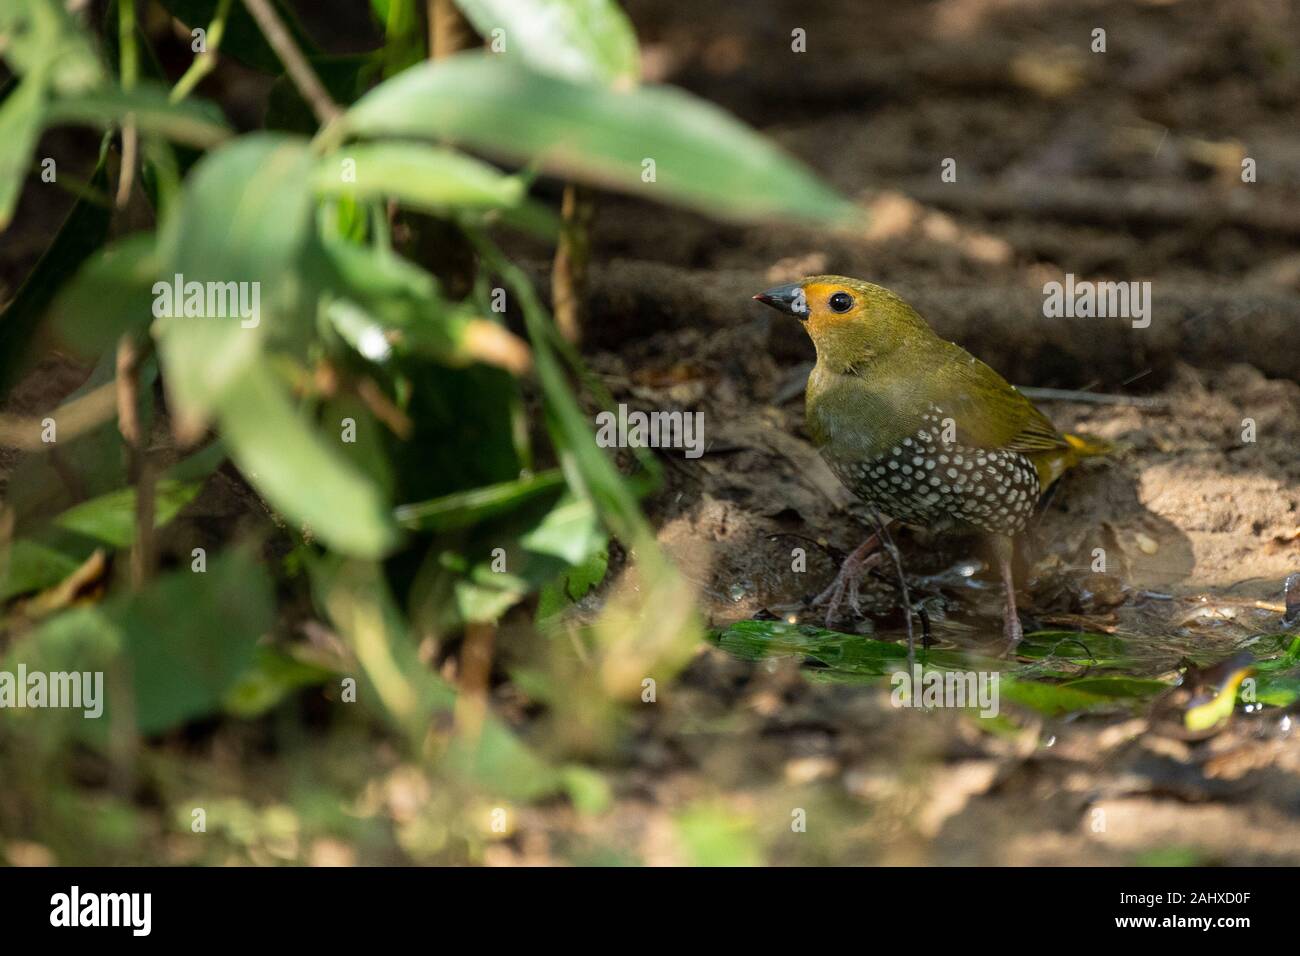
1063,432 -> 1113,461
1037,432 -> 1113,488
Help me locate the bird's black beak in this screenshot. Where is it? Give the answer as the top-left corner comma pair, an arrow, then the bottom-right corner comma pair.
753,282 -> 808,318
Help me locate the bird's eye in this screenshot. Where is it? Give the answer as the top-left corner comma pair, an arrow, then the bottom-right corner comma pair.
828,291 -> 854,313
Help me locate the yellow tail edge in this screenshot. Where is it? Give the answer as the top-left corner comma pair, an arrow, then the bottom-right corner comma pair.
1063,432 -> 1113,459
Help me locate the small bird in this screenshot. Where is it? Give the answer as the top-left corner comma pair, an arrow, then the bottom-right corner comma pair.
754,275 -> 1108,654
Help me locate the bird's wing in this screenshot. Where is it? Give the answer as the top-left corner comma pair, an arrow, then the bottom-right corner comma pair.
930,346 -> 1070,454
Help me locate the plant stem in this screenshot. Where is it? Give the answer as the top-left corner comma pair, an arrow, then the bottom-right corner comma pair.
115,0 -> 139,208
453,621 -> 495,742
117,0 -> 138,89
170,0 -> 234,103
241,0 -> 340,126
429,0 -> 473,59
465,229 -> 650,545
116,334 -> 156,588
551,184 -> 593,344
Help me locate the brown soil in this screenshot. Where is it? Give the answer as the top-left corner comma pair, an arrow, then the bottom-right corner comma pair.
496,0 -> 1300,865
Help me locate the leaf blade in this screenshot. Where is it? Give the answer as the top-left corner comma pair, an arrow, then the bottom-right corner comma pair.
453,0 -> 639,86
343,55 -> 856,224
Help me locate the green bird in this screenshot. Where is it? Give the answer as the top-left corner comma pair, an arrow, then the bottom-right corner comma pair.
754,275 -> 1109,654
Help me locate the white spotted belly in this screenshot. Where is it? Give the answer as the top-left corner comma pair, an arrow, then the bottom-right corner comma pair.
822,430 -> 1041,536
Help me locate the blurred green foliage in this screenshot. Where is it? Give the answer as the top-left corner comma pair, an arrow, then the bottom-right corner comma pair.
0,0 -> 855,863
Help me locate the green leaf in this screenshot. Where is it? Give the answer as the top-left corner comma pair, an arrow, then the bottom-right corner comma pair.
0,537 -> 85,602
155,133 -> 318,420
714,620 -> 970,674
1,442 -> 226,601
470,240 -> 644,537
0,145 -> 112,398
158,133 -> 314,285
442,715 -> 560,801
311,556 -> 456,736
467,232 -> 701,672
559,764 -> 612,814
1255,672 -> 1300,708
223,646 -> 337,718
0,0 -> 106,94
518,493 -> 604,564
72,136 -> 396,560
318,237 -> 525,369
120,552 -> 274,733
711,619 -> 1139,717
675,803 -> 761,867
1014,630 -> 1134,669
0,72 -> 48,230
1229,637 -> 1300,707
315,143 -> 526,212
444,548 -> 569,626
5,352 -> 132,528
371,0 -> 422,78
1061,676 -> 1170,699
341,54 -> 856,224
45,82 -> 232,148
536,544 -> 607,622
52,480 -> 203,548
559,544 -> 608,600
394,470 -> 565,532
217,359 -> 400,557
434,488 -> 605,626
453,0 -> 639,86
50,233 -> 159,358
6,549 -> 273,736
997,677 -> 1119,717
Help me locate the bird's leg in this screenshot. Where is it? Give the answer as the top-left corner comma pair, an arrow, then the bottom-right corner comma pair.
993,534 -> 1024,654
868,508 -> 916,672
813,533 -> 882,627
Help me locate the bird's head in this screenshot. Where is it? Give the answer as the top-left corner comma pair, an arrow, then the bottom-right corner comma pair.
753,275 -> 936,372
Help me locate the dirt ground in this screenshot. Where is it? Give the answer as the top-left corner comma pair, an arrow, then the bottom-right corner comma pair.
498,0 -> 1300,865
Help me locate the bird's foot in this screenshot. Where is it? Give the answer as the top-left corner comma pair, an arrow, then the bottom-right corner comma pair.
812,535 -> 882,629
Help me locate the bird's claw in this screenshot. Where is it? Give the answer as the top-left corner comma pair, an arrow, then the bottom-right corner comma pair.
813,549 -> 879,629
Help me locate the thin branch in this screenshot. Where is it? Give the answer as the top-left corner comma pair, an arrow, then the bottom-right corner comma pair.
170,0 -> 235,103
115,338 -> 143,449
551,184 -> 593,344
115,0 -> 139,208
1015,386 -> 1167,409
117,335 -> 155,588
115,124 -> 137,208
453,621 -> 495,742
240,0 -> 341,126
429,0 -> 474,59
0,382 -> 118,450
355,377 -> 413,439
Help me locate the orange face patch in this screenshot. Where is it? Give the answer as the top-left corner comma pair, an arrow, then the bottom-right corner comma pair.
801,281 -> 864,336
